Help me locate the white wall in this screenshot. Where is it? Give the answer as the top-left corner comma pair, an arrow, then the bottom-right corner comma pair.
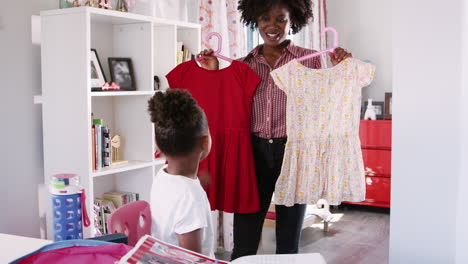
0,0 -> 56,237
327,0 -> 392,102
329,1 -> 468,261
391,0 -> 463,263
456,1 -> 468,263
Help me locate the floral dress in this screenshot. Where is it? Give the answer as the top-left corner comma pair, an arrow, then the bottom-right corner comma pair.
270,58 -> 375,206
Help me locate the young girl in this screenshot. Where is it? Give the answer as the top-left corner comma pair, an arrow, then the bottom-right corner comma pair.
148,89 -> 214,257
198,0 -> 352,260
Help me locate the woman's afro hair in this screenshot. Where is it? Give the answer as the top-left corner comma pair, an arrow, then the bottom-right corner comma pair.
238,0 -> 313,34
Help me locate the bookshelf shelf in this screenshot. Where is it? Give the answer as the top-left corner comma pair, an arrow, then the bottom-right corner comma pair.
40,7 -> 200,239
91,91 -> 156,97
92,160 -> 154,178
91,158 -> 166,178
41,6 -> 152,24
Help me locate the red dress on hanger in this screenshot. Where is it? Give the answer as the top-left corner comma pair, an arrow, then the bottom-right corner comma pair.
166,60 -> 261,213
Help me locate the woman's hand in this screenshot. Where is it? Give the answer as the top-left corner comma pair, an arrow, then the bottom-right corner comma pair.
196,49 -> 220,70
329,47 -> 353,66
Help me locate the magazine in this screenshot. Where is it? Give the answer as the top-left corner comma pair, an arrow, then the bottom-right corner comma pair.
118,234 -> 229,264
118,235 -> 326,264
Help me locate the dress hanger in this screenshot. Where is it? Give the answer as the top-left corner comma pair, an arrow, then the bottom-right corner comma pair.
196,32 -> 233,63
296,27 -> 339,62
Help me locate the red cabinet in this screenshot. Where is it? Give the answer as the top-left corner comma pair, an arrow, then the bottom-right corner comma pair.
359,120 -> 392,149
347,120 -> 392,208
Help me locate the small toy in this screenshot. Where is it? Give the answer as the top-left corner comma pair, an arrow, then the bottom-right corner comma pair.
111,135 -> 128,165
116,0 -> 128,12
364,98 -> 377,120
101,82 -> 120,91
98,0 -> 112,9
72,0 -> 82,7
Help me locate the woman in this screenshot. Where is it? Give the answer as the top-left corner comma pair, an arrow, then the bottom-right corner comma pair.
198,0 -> 352,260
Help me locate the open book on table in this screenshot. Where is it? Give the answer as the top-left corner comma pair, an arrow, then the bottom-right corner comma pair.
118,234 -> 326,264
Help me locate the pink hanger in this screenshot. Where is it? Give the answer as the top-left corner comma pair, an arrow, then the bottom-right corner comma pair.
196,32 -> 233,62
296,27 -> 339,62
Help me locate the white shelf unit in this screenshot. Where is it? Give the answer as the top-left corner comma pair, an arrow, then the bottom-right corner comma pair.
40,7 -> 200,239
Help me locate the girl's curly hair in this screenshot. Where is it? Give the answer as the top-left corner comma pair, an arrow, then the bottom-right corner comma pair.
238,0 -> 313,34
148,89 -> 208,156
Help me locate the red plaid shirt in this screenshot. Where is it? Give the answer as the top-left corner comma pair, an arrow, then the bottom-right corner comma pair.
239,41 -> 322,139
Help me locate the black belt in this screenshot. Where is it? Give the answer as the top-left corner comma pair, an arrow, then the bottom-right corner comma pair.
251,135 -> 287,144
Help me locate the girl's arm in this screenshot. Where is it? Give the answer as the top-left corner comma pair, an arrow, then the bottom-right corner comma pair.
177,228 -> 203,254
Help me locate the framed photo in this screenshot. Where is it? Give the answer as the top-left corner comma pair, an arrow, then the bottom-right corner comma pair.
90,49 -> 107,90
154,76 -> 160,90
385,92 -> 393,120
362,100 -> 385,120
108,57 -> 136,91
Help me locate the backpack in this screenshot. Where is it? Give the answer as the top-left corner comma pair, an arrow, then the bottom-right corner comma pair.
9,239 -> 132,264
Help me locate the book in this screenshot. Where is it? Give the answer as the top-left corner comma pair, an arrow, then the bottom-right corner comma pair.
94,197 -> 118,234
101,199 -> 117,233
94,198 -> 106,234
94,123 -> 102,170
103,191 -> 139,209
176,42 -> 194,64
103,192 -> 126,208
93,118 -> 104,170
92,126 -> 96,171
103,127 -> 111,167
177,51 -> 184,65
93,200 -> 103,236
176,41 -> 184,64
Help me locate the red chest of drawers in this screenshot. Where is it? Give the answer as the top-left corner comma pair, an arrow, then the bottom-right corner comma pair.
348,120 -> 392,208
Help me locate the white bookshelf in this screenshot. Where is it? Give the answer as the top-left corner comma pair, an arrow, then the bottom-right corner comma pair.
40,7 -> 200,239
91,161 -> 154,178
91,91 -> 155,97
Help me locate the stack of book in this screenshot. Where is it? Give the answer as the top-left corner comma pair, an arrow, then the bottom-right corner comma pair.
176,41 -> 195,65
93,191 -> 139,235
103,191 -> 139,208
93,198 -> 116,235
92,118 -> 111,171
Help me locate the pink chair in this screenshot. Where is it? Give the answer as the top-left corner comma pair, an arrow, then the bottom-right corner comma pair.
107,200 -> 151,246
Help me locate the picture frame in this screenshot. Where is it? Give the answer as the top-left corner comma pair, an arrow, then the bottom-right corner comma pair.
154,76 -> 160,91
90,49 -> 107,90
384,92 -> 393,120
362,100 -> 385,120
108,57 -> 136,91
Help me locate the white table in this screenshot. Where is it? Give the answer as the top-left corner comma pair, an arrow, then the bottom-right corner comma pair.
0,233 -> 52,263
231,253 -> 327,264
0,233 -> 326,264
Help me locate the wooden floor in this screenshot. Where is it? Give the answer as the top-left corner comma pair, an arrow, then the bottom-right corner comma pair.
216,204 -> 390,264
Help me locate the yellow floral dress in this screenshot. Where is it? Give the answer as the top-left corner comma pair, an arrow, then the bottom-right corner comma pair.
270,58 -> 375,206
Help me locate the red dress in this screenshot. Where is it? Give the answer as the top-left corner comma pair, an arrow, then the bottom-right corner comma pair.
166,60 -> 261,213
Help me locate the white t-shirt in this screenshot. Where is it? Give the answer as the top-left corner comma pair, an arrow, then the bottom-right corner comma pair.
150,165 -> 214,257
